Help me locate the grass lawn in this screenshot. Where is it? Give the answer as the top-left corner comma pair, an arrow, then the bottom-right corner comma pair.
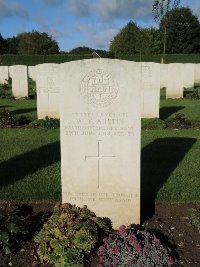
0,98 -> 37,121
0,128 -> 199,203
160,98 -> 200,121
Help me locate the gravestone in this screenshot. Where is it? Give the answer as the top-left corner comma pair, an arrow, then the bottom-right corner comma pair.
60,59 -> 141,228
194,64 -> 200,84
160,63 -> 168,88
9,65 -> 28,99
183,63 -> 194,88
28,66 -> 36,81
35,63 -> 60,119
166,63 -> 184,99
0,66 -> 9,84
141,62 -> 160,118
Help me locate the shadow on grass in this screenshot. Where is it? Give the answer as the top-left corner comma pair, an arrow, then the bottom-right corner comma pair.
0,142 -> 60,188
0,105 -> 11,109
141,137 -> 196,223
159,106 -> 185,120
12,108 -> 37,116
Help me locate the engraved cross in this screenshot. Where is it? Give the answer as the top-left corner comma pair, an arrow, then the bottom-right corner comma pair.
85,140 -> 115,188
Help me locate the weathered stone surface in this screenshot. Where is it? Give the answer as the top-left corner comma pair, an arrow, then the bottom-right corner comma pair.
160,63 -> 168,89
60,59 -> 141,228
141,62 -> 160,118
194,64 -> 200,84
28,66 -> 36,81
166,63 -> 184,99
9,65 -> 28,99
183,63 -> 194,88
35,63 -> 60,119
0,66 -> 9,84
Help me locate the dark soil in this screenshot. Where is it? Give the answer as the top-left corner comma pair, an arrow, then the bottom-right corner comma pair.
0,202 -> 199,267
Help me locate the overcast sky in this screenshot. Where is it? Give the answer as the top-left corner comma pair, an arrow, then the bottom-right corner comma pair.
0,0 -> 199,51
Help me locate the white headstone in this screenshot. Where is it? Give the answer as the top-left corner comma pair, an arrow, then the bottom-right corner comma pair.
160,63 -> 168,88
35,63 -> 60,119
183,63 -> 194,88
28,66 -> 36,81
0,66 -> 9,84
166,63 -> 184,99
9,65 -> 28,99
194,64 -> 200,84
141,62 -> 160,118
60,59 -> 141,228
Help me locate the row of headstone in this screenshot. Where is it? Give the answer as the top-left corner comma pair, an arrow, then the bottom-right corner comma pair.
161,63 -> 200,98
1,62 -> 200,119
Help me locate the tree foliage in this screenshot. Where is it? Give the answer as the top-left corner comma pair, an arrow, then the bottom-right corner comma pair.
164,7 -> 200,53
110,21 -> 141,56
110,21 -> 161,56
17,31 -> 59,55
69,46 -> 94,54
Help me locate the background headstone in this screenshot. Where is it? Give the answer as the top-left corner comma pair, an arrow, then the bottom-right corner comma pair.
183,63 -> 194,88
35,63 -> 60,119
166,63 -> 184,99
60,59 -> 141,228
194,64 -> 200,84
0,66 -> 9,84
160,63 -> 168,89
141,62 -> 160,118
28,66 -> 36,81
9,65 -> 28,99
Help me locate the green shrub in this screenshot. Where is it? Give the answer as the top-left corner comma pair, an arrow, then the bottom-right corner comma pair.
166,113 -> 192,129
31,116 -> 60,129
0,109 -> 16,127
97,225 -> 175,267
34,203 -> 111,267
0,80 -> 12,99
0,212 -> 28,255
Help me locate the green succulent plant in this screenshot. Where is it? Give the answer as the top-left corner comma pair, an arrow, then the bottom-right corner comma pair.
34,203 -> 111,266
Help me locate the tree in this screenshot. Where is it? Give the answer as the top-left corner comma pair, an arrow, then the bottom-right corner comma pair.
69,46 -> 94,54
6,37 -> 19,54
17,31 -> 59,55
110,21 -> 141,56
139,27 -> 161,55
0,34 -> 8,54
164,7 -> 200,53
152,0 -> 180,62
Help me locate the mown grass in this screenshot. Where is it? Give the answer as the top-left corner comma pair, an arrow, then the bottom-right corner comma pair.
0,128 -> 61,200
160,98 -> 200,121
0,99 -> 37,121
0,128 -> 199,203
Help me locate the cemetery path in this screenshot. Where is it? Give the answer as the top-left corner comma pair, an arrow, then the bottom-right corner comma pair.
0,202 -> 199,267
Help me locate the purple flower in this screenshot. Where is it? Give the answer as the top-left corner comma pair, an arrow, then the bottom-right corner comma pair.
134,241 -> 142,252
118,225 -> 127,235
127,257 -> 136,265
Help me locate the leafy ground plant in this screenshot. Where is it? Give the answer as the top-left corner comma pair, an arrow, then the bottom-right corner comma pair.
0,212 -> 28,255
34,203 -> 111,267
31,116 -> 60,129
97,225 -> 175,267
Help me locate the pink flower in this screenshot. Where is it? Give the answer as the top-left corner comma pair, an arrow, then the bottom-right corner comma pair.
134,242 -> 142,252
111,245 -> 120,254
127,234 -> 137,245
166,256 -> 174,266
118,225 -> 127,235
98,255 -> 104,262
127,258 -> 136,265
154,237 -> 161,246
